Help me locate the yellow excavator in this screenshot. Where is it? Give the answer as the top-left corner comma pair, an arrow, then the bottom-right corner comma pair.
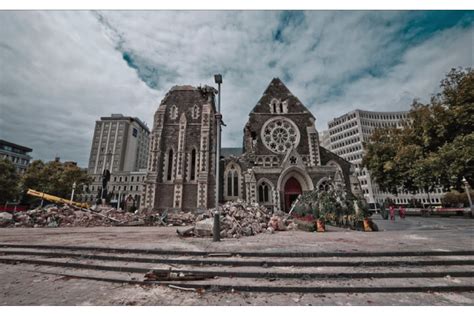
27,189 -> 89,209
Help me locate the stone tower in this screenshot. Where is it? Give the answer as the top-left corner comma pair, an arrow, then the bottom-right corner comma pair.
142,85 -> 217,211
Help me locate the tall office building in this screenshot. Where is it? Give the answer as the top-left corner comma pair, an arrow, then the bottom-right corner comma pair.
88,114 -> 150,174
0,139 -> 33,173
83,114 -> 150,208
325,109 -> 444,207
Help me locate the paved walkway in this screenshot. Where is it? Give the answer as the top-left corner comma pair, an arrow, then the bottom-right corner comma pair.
0,216 -> 472,305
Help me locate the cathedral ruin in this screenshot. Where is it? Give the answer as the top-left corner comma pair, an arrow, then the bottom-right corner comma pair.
143,78 -> 358,212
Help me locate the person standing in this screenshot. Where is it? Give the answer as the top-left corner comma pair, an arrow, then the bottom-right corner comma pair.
399,205 -> 406,219
389,205 -> 395,221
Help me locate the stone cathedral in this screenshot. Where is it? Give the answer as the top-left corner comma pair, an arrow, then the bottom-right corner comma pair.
143,78 -> 357,212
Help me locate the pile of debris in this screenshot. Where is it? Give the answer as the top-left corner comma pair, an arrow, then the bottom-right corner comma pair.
0,201 -> 295,235
0,205 -> 138,228
178,200 -> 296,238
161,211 -> 196,226
0,205 -> 201,228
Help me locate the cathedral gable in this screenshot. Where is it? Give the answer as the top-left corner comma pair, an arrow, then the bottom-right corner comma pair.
250,78 -> 315,119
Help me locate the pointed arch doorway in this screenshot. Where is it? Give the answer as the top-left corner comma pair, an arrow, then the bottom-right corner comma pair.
284,177 -> 302,212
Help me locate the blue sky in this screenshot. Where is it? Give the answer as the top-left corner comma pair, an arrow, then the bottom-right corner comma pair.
0,11 -> 472,166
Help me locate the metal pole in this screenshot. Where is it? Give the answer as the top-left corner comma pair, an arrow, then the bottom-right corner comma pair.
213,78 -> 222,242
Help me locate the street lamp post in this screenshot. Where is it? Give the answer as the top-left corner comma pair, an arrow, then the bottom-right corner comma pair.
213,74 -> 223,242
462,177 -> 473,216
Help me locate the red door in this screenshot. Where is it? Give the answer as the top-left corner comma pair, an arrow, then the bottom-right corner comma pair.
284,177 -> 302,212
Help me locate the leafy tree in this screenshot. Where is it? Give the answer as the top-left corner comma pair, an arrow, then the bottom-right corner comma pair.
20,160 -> 92,203
441,190 -> 469,208
363,68 -> 474,197
0,159 -> 20,204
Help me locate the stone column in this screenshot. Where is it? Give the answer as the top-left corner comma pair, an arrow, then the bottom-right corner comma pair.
143,105 -> 165,209
197,103 -> 212,209
173,113 -> 187,209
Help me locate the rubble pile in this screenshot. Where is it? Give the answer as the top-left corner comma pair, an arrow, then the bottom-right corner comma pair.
0,205 -> 202,228
182,200 -> 295,238
0,205 -> 138,228
0,201 -> 296,235
163,212 -> 196,226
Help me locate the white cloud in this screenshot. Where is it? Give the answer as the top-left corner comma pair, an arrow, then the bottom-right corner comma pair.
0,11 -> 159,165
0,11 -> 471,167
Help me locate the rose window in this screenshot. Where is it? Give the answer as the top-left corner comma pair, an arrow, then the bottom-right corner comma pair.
261,117 -> 300,154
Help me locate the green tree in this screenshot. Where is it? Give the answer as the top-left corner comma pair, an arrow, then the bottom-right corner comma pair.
441,190 -> 469,208
363,68 -> 474,196
0,159 -> 20,204
20,160 -> 92,203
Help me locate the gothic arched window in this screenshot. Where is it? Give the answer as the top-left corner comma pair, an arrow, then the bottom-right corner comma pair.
166,149 -> 174,181
258,182 -> 270,203
169,105 -> 178,120
191,104 -> 200,119
226,164 -> 240,197
190,149 -> 196,181
318,180 -> 333,192
269,98 -> 280,113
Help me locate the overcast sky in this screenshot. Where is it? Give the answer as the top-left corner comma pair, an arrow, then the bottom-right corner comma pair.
0,11 -> 472,167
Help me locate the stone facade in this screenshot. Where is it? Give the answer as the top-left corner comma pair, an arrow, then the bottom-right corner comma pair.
222,78 -> 355,212
145,78 -> 357,212
143,85 -> 217,212
81,170 -> 147,209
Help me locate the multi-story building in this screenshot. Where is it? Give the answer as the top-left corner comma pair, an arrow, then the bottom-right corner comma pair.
82,114 -> 150,208
0,139 -> 32,173
88,114 -> 150,174
325,109 -> 444,207
84,169 -> 147,209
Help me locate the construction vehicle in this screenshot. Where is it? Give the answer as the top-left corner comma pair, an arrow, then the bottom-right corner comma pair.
27,189 -> 89,209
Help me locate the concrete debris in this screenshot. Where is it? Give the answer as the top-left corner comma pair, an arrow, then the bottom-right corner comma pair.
0,205 -> 133,228
0,205 -> 196,228
1,201 -> 298,236
144,270 -> 211,281
181,200 -> 296,239
0,212 -> 14,227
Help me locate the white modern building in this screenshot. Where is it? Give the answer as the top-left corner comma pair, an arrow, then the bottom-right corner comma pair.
324,109 -> 444,208
88,114 -> 150,174
82,114 -> 150,208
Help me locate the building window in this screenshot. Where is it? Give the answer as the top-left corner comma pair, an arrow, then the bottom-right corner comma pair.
167,149 -> 174,181
169,105 -> 178,120
190,149 -> 196,181
226,164 -> 239,197
258,182 -> 270,203
132,128 -> 138,137
318,180 -> 333,192
191,104 -> 200,119
227,172 -> 233,196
